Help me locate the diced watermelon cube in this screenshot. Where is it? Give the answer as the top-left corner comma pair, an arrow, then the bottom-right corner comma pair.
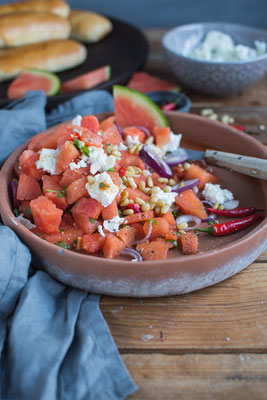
17,174 -> 42,201
30,196 -> 63,233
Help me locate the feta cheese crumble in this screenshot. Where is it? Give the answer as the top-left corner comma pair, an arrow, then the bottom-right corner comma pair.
118,142 -> 127,151
202,183 -> 234,204
188,30 -> 266,62
36,148 -> 60,175
125,135 -> 140,148
17,214 -> 36,230
87,146 -> 116,175
86,171 -> 119,207
72,115 -> 82,126
151,188 -> 177,207
69,158 -> 87,171
98,225 -> 106,237
103,215 -> 124,233
148,131 -> 182,158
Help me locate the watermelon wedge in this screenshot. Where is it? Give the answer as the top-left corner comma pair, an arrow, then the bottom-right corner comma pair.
113,85 -> 168,131
7,69 -> 60,100
60,65 -> 111,93
127,72 -> 181,93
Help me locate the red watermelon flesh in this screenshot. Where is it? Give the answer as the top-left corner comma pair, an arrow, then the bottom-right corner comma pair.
7,69 -> 60,99
60,65 -> 111,93
127,72 -> 180,93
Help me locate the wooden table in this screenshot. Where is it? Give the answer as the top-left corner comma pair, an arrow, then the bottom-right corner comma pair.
100,29 -> 267,399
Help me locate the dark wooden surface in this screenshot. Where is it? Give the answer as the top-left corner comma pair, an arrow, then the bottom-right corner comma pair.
100,29 -> 267,399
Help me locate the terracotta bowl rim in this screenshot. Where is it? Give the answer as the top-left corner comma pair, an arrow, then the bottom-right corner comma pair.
0,111 -> 266,267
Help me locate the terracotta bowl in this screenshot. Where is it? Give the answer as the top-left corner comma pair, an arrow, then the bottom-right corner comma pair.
0,112 -> 267,297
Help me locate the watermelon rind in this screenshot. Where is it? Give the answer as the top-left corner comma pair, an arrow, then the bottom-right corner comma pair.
23,68 -> 61,96
113,85 -> 168,129
105,65 -> 111,80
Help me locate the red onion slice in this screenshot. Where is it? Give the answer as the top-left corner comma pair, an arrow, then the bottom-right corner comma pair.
202,214 -> 216,222
223,200 -> 239,210
132,125 -> 151,137
11,178 -> 19,208
115,123 -> 123,137
172,179 -> 200,193
133,221 -> 153,245
201,200 -> 213,208
139,144 -> 172,178
176,215 -> 201,230
121,247 -> 143,262
165,148 -> 188,167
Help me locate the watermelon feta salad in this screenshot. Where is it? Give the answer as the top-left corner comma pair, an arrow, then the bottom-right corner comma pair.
12,87 -> 253,261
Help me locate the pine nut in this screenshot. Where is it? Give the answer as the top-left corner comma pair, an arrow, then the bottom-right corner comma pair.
163,185 -> 171,193
156,200 -> 165,207
141,203 -> 150,212
129,144 -> 137,154
138,181 -> 146,191
192,186 -> 198,195
133,167 -> 141,173
154,206 -> 161,214
177,222 -> 188,230
168,178 -> 177,186
145,136 -> 154,145
150,195 -> 158,203
142,170 -> 151,177
122,176 -> 128,185
126,166 -> 135,174
122,209 -> 134,216
157,177 -> 168,184
87,176 -> 95,184
179,181 -> 185,187
121,190 -> 128,201
136,144 -> 143,153
120,199 -> 130,207
127,177 -> 137,188
125,170 -> 134,177
128,199 -> 134,204
150,186 -> 161,194
200,108 -> 213,117
112,150 -> 122,157
149,202 -> 155,210
178,230 -> 186,235
208,113 -> 218,120
213,202 -> 219,209
161,205 -> 170,214
218,205 -> 224,210
147,176 -> 153,187
135,197 -> 145,205
183,162 -> 191,171
76,237 -> 83,250
143,187 -> 151,194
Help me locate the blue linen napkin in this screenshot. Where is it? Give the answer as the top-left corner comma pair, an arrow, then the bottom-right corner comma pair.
0,91 -> 138,400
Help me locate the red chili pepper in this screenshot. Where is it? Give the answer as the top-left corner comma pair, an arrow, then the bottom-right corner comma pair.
206,207 -> 260,218
127,203 -> 141,213
160,102 -> 176,111
229,123 -> 247,132
195,214 -> 262,236
119,167 -> 127,177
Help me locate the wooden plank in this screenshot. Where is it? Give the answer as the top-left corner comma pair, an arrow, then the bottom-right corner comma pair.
100,263 -> 267,351
123,353 -> 267,400
143,28 -> 267,107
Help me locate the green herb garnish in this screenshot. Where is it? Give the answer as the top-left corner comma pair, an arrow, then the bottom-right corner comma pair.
107,168 -> 115,172
57,186 -> 68,198
13,208 -> 20,217
56,241 -> 71,250
147,219 -> 158,225
172,210 -> 179,218
59,228 -> 65,232
82,145 -> 90,157
26,206 -> 32,215
99,182 -> 110,189
73,138 -> 83,151
90,218 -> 96,224
165,239 -> 178,248
119,224 -> 127,229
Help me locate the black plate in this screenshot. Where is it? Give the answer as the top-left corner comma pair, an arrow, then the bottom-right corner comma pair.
0,16 -> 149,110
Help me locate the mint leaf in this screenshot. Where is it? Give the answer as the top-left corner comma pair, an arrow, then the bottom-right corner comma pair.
56,241 -> 71,250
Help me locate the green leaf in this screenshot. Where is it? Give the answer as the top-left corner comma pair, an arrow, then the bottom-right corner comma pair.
107,168 -> 115,172
57,186 -> 68,198
172,210 -> 179,218
119,224 -> 127,229
26,206 -> 32,215
90,218 -> 96,224
99,182 -> 110,189
73,138 -> 83,151
82,145 -> 90,157
147,219 -> 158,225
46,189 -> 60,194
13,208 -> 20,217
59,228 -> 65,232
56,241 -> 71,250
165,239 -> 178,248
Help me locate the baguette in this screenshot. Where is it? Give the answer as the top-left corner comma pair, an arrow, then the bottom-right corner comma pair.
0,39 -> 87,82
0,12 -> 71,48
0,0 -> 70,18
69,10 -> 112,43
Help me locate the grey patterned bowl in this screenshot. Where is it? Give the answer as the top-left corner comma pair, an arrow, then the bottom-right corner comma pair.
162,22 -> 267,96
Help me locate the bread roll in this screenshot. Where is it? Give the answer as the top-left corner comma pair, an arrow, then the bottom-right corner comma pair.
0,0 -> 70,18
0,12 -> 71,48
0,39 -> 87,82
69,10 -> 112,43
